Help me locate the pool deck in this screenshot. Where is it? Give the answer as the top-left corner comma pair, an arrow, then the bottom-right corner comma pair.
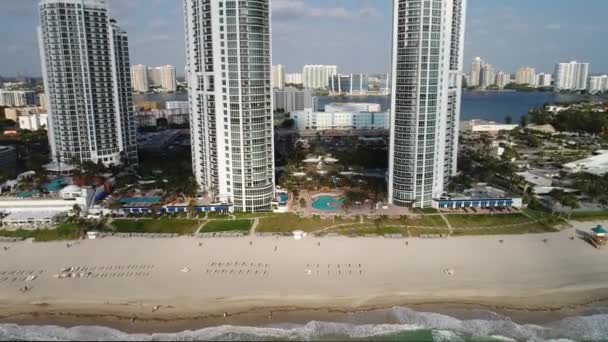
295,190 -> 408,218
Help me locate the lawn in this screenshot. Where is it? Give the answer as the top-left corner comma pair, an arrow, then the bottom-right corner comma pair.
256,214 -> 354,233
451,223 -> 558,236
0,222 -> 82,242
111,218 -> 200,234
377,215 -> 447,228
445,213 -> 533,228
568,211 -> 608,222
201,219 -> 252,233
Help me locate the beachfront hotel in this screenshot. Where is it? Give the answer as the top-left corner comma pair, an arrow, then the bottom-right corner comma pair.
388,0 -> 467,208
38,0 -> 138,166
184,0 -> 275,212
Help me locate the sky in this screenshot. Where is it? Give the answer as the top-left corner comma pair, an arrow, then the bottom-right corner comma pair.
1,0 -> 607,77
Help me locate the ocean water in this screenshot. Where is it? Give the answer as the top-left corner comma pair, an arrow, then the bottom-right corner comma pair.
1,306 -> 606,341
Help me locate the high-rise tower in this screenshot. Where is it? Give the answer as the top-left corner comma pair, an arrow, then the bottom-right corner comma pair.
38,0 -> 138,166
184,0 -> 275,212
388,0 -> 467,208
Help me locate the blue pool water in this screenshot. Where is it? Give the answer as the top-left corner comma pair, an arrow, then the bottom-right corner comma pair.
279,193 -> 288,204
120,197 -> 162,205
312,195 -> 343,211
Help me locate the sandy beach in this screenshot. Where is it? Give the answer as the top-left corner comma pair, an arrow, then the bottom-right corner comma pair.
0,220 -> 607,333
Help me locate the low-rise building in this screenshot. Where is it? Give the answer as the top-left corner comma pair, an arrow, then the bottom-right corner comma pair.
291,108 -> 389,131
3,106 -> 45,122
324,103 -> 381,113
135,108 -> 189,127
0,90 -> 36,107
273,87 -> 313,113
433,185 -> 523,209
461,120 -> 519,134
563,151 -> 608,175
165,101 -> 189,111
18,112 -> 48,131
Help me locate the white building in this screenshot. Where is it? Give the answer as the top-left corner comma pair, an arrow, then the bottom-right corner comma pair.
18,112 -> 48,131
535,73 -> 553,88
272,64 -> 286,89
461,120 -> 518,134
481,63 -> 496,89
555,61 -> 590,91
515,67 -> 536,85
184,0 -> 275,212
148,65 -> 177,92
0,90 -> 35,107
159,65 -> 177,92
286,73 -> 303,85
324,103 -> 381,113
495,72 -> 512,89
563,151 -> 608,175
291,108 -> 389,131
469,57 -> 484,88
0,185 -> 93,229
166,101 -> 189,111
389,0 -> 467,208
130,64 -> 149,92
38,0 -> 138,166
273,87 -> 313,113
589,75 -> 608,94
302,65 -> 337,89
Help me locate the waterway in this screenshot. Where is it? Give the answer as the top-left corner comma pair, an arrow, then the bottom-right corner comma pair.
135,90 -> 607,123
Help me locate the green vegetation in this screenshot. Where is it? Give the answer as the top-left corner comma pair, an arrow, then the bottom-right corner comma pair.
568,211 -> 608,221
111,218 -> 199,234
412,208 -> 439,214
528,105 -> 608,135
446,213 -> 532,228
379,215 -> 447,228
202,219 -> 252,233
256,214 -> 353,233
0,222 -> 81,242
451,223 -> 558,236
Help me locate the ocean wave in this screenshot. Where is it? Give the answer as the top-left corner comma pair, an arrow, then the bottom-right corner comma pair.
0,307 -> 605,341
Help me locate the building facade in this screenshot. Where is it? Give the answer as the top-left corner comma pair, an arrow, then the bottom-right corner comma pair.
328,74 -> 369,94
291,108 -> 389,131
38,0 -> 138,166
130,64 -> 149,92
515,67 -> 536,85
271,64 -> 285,89
589,75 -> 608,94
147,65 -> 177,92
388,0 -> 467,208
495,71 -> 511,89
302,65 -> 337,89
0,90 -> 36,107
184,0 -> 275,212
285,73 -> 303,85
480,63 -> 495,89
469,57 -> 484,87
273,87 -> 313,113
18,112 -> 48,131
555,61 -> 589,91
535,73 -> 552,88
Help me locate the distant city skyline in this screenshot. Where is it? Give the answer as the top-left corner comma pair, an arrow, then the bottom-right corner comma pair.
1,0 -> 608,76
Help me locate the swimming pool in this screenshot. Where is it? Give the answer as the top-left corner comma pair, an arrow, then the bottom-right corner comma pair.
312,195 -> 343,211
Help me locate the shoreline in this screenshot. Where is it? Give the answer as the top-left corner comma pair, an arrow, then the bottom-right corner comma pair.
1,288 -> 608,334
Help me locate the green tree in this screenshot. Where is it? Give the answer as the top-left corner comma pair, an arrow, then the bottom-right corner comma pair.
72,204 -> 82,217
504,115 -> 513,124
